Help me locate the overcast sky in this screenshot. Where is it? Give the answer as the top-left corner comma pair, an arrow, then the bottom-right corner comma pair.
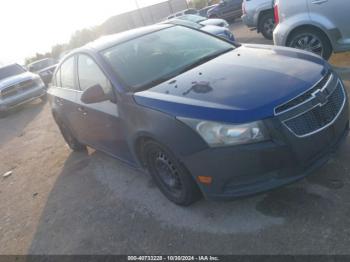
0,0 -> 166,65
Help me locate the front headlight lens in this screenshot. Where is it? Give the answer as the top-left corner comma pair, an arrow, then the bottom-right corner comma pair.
34,76 -> 44,86
178,117 -> 269,147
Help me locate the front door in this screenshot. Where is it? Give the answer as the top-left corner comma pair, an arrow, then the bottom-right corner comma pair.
74,54 -> 133,162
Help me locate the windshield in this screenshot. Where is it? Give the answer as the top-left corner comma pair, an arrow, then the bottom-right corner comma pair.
0,64 -> 26,81
179,15 -> 206,23
28,58 -> 56,72
102,26 -> 234,90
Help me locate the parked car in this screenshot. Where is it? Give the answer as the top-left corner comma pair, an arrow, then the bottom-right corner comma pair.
175,14 -> 229,28
49,24 -> 348,206
0,64 -> 46,116
167,8 -> 199,20
165,18 -> 235,42
242,0 -> 275,40
199,4 -> 219,17
273,0 -> 350,60
207,0 -> 243,21
27,58 -> 58,87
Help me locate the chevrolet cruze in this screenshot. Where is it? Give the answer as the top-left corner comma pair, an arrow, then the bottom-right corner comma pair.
48,24 -> 349,206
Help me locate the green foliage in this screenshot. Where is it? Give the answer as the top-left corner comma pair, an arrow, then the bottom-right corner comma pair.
188,0 -> 208,9
25,52 -> 51,65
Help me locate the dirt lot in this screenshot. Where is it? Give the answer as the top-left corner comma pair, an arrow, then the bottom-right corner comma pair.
1,21 -> 350,255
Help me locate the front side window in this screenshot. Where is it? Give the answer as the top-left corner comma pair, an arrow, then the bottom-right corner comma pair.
77,54 -> 112,93
60,56 -> 75,89
102,26 -> 234,91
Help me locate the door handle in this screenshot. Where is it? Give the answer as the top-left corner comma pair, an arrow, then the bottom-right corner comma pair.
311,0 -> 328,4
56,97 -> 64,106
78,106 -> 88,116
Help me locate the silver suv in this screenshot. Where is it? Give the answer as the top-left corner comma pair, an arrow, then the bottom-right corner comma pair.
0,64 -> 46,116
242,0 -> 275,40
273,0 -> 350,60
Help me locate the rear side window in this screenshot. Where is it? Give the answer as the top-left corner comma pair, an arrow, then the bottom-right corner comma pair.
77,54 -> 112,93
60,57 -> 75,89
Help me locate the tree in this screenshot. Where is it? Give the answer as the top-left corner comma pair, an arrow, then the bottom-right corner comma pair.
188,0 -> 208,9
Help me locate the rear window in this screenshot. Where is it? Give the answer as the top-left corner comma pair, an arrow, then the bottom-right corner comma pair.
0,64 -> 26,81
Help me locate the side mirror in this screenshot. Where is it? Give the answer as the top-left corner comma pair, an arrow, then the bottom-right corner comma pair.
81,84 -> 111,104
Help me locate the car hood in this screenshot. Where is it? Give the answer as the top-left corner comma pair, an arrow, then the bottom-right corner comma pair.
37,64 -> 57,74
134,44 -> 329,124
200,18 -> 226,27
0,72 -> 37,91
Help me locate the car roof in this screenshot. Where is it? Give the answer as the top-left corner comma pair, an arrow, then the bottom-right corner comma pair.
84,24 -> 173,52
28,58 -> 55,66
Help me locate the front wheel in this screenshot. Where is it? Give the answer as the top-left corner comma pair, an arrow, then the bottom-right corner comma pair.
287,28 -> 333,60
143,141 -> 202,206
56,119 -> 86,151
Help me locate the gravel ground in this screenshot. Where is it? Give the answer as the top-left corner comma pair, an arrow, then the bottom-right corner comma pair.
0,21 -> 350,255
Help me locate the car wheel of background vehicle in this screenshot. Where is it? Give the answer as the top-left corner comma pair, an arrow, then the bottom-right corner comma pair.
287,28 -> 332,60
56,120 -> 86,151
143,140 -> 202,206
259,13 -> 275,40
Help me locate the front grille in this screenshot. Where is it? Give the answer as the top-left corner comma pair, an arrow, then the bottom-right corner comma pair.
0,79 -> 36,99
284,81 -> 345,137
1,85 -> 18,99
275,72 -> 332,114
20,79 -> 36,91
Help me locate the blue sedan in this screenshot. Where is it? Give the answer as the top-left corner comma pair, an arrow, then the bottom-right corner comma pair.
48,24 -> 348,206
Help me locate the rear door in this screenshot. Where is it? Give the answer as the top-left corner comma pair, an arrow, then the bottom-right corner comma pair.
308,0 -> 350,46
74,54 -> 132,161
49,56 -> 81,137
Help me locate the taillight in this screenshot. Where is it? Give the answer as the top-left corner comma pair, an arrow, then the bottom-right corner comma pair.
274,3 -> 279,25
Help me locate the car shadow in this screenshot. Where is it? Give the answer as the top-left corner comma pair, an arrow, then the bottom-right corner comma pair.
0,99 -> 46,148
27,139 -> 350,254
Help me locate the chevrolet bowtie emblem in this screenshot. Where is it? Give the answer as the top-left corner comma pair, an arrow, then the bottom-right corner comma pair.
312,89 -> 328,106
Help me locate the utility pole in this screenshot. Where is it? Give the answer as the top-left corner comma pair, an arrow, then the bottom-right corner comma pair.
168,0 -> 174,13
134,0 -> 146,25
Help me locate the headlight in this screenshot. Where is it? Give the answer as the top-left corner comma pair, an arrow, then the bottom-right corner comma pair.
34,77 -> 44,86
178,117 -> 269,147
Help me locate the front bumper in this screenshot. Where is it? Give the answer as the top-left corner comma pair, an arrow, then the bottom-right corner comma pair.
182,79 -> 349,201
0,85 -> 46,112
241,14 -> 256,28
273,23 -> 289,46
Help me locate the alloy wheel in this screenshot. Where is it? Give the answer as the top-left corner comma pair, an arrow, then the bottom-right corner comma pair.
290,34 -> 324,57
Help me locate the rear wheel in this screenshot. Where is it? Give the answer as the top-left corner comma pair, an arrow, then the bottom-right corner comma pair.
56,119 -> 86,151
259,12 -> 275,40
143,140 -> 202,206
287,28 -> 332,60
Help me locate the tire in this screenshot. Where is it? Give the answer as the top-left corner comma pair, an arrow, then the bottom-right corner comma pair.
142,140 -> 202,206
287,28 -> 333,60
259,12 -> 275,40
56,119 -> 86,151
